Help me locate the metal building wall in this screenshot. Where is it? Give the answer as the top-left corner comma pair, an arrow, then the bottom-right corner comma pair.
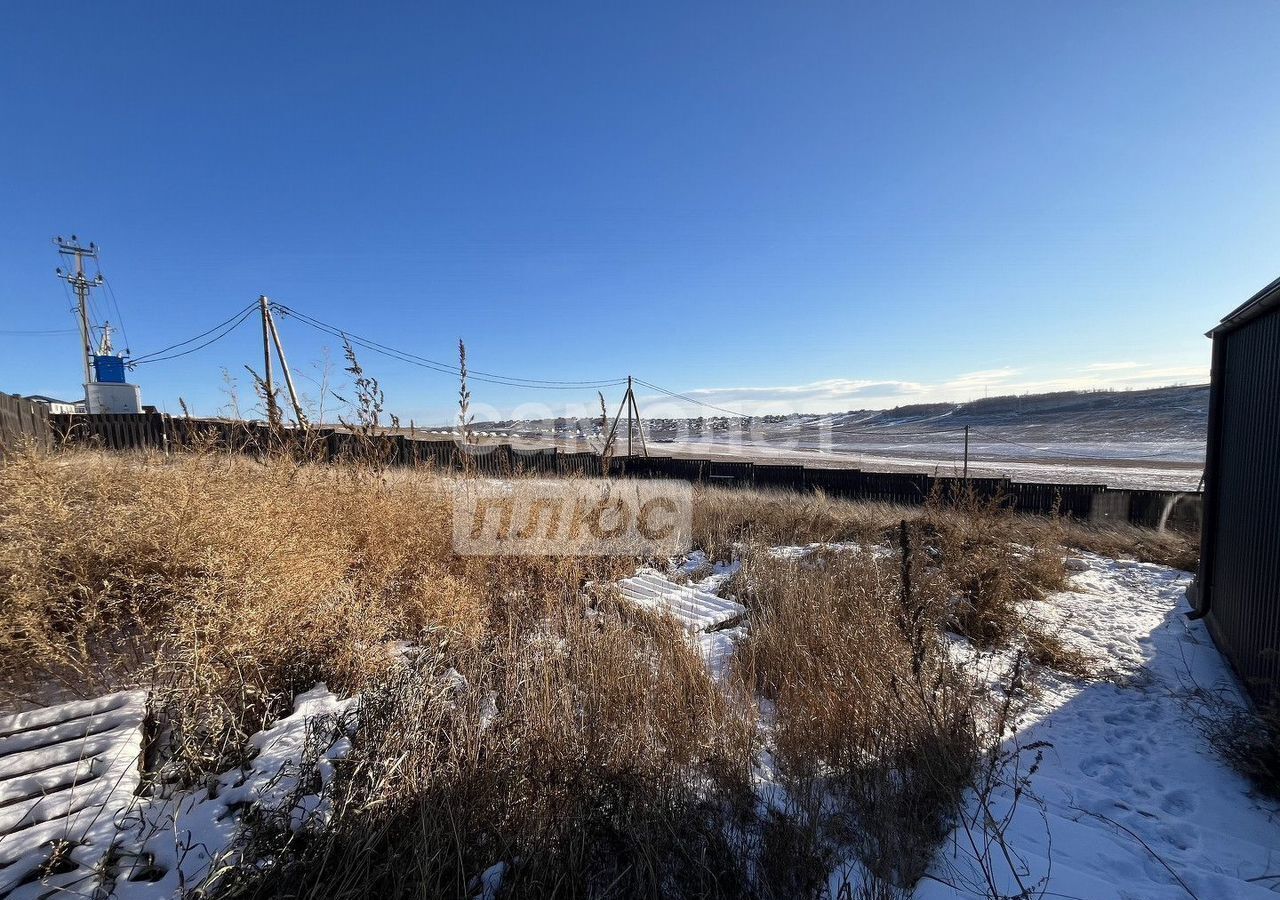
1202,301 -> 1280,704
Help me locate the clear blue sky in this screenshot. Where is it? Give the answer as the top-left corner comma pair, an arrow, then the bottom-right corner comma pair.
2,2 -> 1278,423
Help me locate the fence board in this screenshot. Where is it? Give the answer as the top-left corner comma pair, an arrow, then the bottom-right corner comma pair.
0,395 -> 52,453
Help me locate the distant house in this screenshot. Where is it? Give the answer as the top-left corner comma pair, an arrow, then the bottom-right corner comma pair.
24,395 -> 85,415
1194,275 -> 1280,704
23,395 -> 85,415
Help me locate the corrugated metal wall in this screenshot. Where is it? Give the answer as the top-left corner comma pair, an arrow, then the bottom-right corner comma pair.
1205,303 -> 1280,703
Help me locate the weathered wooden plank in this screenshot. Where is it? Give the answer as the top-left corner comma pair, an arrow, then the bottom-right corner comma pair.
0,691 -> 146,896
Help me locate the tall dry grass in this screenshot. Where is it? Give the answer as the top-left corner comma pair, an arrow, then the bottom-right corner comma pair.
691,482 -> 1198,573
0,446 -> 1194,898
222,606 -> 759,899
0,449 -> 629,777
729,545 -> 982,899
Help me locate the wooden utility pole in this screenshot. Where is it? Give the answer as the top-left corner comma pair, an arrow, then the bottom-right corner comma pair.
54,236 -> 105,392
603,376 -> 649,461
963,425 -> 970,480
603,390 -> 629,461
263,301 -> 307,427
258,295 -> 280,426
631,380 -> 648,457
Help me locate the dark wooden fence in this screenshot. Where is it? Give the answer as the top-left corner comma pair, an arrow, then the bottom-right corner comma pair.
42,412 -> 1202,533
0,395 -> 52,454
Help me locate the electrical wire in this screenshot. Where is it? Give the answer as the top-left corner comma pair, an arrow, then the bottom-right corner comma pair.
113,299 -> 1200,462
272,302 -> 629,391
130,305 -> 258,366
129,301 -> 259,364
0,328 -> 80,336
274,303 -> 627,387
98,272 -> 133,355
635,378 -> 971,436
633,378 -> 760,419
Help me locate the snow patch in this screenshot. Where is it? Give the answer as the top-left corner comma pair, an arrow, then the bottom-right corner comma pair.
921,556 -> 1280,900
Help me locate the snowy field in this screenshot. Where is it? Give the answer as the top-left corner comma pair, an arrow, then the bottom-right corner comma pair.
496,385 -> 1210,490
920,556 -> 1280,899
652,436 -> 1205,491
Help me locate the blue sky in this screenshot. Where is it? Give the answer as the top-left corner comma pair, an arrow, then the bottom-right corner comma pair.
2,2 -> 1277,423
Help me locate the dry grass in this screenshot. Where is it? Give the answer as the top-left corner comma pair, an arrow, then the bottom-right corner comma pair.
729,545 -> 983,898
691,483 -> 1198,574
221,606 -> 759,900
1055,519 -> 1200,572
0,446 -> 1189,898
919,489 -> 1068,648
1206,706 -> 1280,800
691,486 -> 907,561
0,449 -> 629,776
1181,688 -> 1280,801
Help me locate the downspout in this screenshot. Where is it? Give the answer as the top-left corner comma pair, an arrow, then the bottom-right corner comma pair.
1188,332 -> 1225,620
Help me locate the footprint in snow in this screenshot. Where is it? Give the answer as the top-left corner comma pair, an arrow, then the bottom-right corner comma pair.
1157,821 -> 1199,852
1159,789 -> 1196,816
1079,754 -> 1110,778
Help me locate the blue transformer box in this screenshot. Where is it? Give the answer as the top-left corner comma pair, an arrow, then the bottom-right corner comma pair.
93,355 -> 127,384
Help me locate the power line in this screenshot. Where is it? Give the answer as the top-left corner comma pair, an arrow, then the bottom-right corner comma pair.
633,378 -> 759,419
0,328 -> 80,336
634,378 -> 971,437
98,273 -> 132,356
129,301 -> 259,363
274,303 -> 627,386
130,305 -> 258,366
272,302 -> 628,391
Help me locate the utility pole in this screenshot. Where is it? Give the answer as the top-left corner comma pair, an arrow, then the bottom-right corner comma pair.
631,380 -> 648,457
603,376 -> 649,461
54,236 -> 105,392
963,425 -> 970,481
258,295 -> 280,426
263,301 -> 307,427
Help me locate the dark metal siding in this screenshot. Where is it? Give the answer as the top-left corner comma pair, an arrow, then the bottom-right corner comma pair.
1204,302 -> 1280,703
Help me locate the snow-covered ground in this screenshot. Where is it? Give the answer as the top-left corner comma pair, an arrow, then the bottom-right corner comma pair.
494,385 -> 1210,490
657,548 -> 1280,899
652,437 -> 1204,491
921,556 -> 1280,900
3,549 -> 1273,900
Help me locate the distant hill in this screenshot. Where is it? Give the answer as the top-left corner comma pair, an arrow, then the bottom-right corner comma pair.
481,384 -> 1210,444
873,385 -> 1208,426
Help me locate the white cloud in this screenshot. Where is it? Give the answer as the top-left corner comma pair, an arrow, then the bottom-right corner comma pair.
1082,361 -> 1143,372
636,361 -> 1208,416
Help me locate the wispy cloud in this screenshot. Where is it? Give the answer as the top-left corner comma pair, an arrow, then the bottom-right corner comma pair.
637,361 -> 1208,416
1082,361 -> 1143,372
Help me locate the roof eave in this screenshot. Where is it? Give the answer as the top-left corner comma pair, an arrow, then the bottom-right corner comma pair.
1209,274 -> 1280,338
